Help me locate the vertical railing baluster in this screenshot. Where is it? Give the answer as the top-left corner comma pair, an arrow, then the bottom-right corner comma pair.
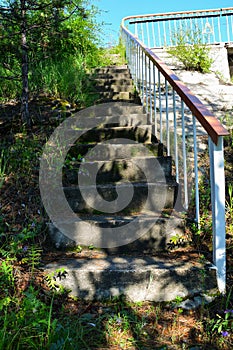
226,16 -> 230,43
135,23 -> 138,37
141,50 -> 144,106
153,64 -> 157,137
165,80 -> 170,156
158,71 -> 163,143
163,21 -> 166,46
152,22 -> 156,47
146,22 -> 150,47
174,20 -> 177,45
208,136 -> 226,294
212,18 -> 216,42
141,22 -> 144,44
192,115 -> 200,226
168,20 -> 172,46
181,101 -> 188,210
145,55 -> 148,113
158,22 -> 161,47
218,16 -> 222,42
173,90 -> 179,183
149,60 -> 152,124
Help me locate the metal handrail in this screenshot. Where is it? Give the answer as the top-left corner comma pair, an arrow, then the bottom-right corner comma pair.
121,9 -> 230,294
124,7 -> 233,22
123,7 -> 233,47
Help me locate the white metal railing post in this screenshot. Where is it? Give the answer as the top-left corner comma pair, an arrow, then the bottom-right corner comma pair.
181,101 -> 188,210
192,115 -> 200,226
209,136 -> 226,294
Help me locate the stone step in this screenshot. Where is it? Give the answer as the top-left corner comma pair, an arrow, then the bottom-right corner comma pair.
93,78 -> 134,86
63,180 -> 178,214
94,66 -> 130,75
74,113 -> 149,128
76,102 -> 145,117
94,72 -> 132,80
94,84 -> 134,93
63,156 -> 172,185
67,142 -> 163,160
94,91 -> 135,101
48,213 -> 184,252
44,253 -> 217,302
76,125 -> 152,144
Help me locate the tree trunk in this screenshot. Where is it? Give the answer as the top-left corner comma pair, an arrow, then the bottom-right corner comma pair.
21,0 -> 31,127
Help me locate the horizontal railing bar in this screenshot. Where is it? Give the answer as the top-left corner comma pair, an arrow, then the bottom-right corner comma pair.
124,7 -> 233,23
129,13 -> 223,25
121,25 -> 230,145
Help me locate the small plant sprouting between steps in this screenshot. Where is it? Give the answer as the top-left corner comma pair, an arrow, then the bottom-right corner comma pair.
167,27 -> 213,73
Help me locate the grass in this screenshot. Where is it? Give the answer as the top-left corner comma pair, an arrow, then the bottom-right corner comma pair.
0,49 -> 233,349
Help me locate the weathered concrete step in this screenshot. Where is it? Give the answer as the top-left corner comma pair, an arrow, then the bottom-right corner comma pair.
94,91 -> 135,100
76,102 -> 145,117
48,213 -> 185,253
74,113 -> 149,128
93,78 -> 134,86
44,254 -> 217,302
67,142 -> 163,160
64,181 -> 178,213
94,84 -> 134,93
96,96 -> 141,104
93,73 -> 132,80
63,156 -> 172,185
94,66 -> 130,75
76,126 -> 152,143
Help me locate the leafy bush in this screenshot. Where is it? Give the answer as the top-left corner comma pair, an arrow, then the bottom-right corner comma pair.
167,28 -> 213,73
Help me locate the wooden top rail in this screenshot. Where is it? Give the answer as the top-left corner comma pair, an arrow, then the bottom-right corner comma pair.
121,23 -> 230,145
123,7 -> 233,24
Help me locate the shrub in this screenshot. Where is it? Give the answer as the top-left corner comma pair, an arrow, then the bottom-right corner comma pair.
167,28 -> 213,73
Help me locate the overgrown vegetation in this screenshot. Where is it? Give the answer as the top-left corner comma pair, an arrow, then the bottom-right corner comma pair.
0,0 -> 106,125
167,28 -> 213,73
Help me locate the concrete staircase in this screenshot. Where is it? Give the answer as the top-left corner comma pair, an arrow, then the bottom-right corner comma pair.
45,65 -> 217,302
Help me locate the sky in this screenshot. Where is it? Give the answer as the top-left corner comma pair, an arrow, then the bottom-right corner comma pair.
92,0 -> 233,46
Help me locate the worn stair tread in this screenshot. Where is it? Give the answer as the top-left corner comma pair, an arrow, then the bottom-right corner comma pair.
73,113 -> 149,128
92,78 -> 134,85
44,253 -> 217,302
73,125 -> 152,143
63,156 -> 172,184
94,85 -> 134,93
67,142 -> 163,160
76,102 -> 145,117
63,180 -> 178,214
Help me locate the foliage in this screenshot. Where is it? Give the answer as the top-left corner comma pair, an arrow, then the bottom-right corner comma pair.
0,0 -> 103,124
105,38 -> 127,65
167,27 -> 213,73
29,54 -> 99,106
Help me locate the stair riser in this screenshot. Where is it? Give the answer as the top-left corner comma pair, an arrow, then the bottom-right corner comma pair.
74,114 -> 149,128
76,126 -> 152,143
94,85 -> 134,93
67,143 -> 163,160
63,157 -> 172,185
64,183 -> 177,213
48,216 -> 183,253
76,102 -> 145,117
93,78 -> 134,86
95,91 -> 135,100
94,67 -> 130,74
94,73 -> 132,79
